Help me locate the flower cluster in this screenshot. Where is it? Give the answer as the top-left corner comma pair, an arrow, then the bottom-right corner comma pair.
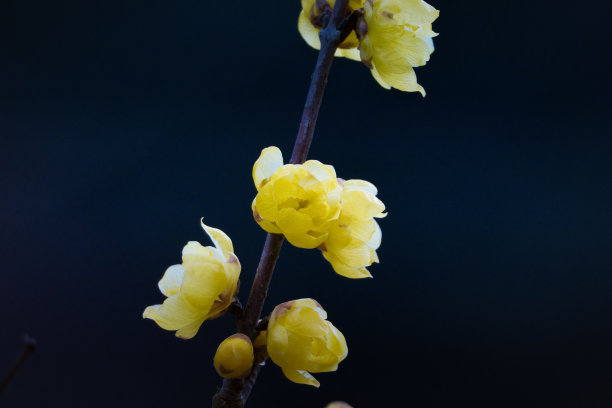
252,146 -> 385,278
143,221 -> 240,339
298,0 -> 439,94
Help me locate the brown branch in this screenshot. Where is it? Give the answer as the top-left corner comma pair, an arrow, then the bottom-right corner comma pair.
212,1 -> 351,406
289,0 -> 351,165
0,335 -> 37,397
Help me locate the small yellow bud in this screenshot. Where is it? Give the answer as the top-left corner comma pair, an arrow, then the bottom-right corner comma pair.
213,334 -> 254,379
267,299 -> 348,387
143,221 -> 241,339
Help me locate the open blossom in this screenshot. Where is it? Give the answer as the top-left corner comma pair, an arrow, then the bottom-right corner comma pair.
267,299 -> 348,387
321,179 -> 385,278
297,0 -> 438,95
358,0 -> 439,95
214,334 -> 254,379
252,146 -> 342,249
143,221 -> 240,339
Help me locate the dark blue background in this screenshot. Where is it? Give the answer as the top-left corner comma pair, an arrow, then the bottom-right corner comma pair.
2,0 -> 612,406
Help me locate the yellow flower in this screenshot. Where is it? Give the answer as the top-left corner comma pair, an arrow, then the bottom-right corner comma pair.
252,146 -> 342,249
358,0 -> 439,95
267,299 -> 348,387
298,0 -> 366,61
321,179 -> 385,278
214,334 -> 254,379
143,221 -> 241,339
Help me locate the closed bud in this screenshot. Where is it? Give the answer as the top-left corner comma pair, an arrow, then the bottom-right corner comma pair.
214,334 -> 254,379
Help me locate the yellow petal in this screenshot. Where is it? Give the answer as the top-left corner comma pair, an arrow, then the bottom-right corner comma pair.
397,0 -> 439,28
337,47 -> 361,61
302,160 -> 337,182
298,8 -> 322,51
201,220 -> 234,259
158,264 -> 184,297
143,294 -> 204,331
283,306 -> 328,338
255,182 -> 279,221
342,190 -> 386,219
373,59 -> 425,96
276,208 -> 315,235
343,179 -> 378,196
175,318 -> 205,340
371,65 -> 392,90
281,367 -> 320,388
284,230 -> 328,249
368,219 -> 382,249
253,146 -> 284,190
323,251 -> 372,279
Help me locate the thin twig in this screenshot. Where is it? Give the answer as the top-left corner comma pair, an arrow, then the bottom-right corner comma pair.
212,1 -> 351,406
0,335 -> 37,397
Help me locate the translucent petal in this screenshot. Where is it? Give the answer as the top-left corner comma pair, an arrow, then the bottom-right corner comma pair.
200,221 -> 234,258
368,219 -> 382,249
175,318 -> 205,340
342,190 -> 386,219
158,264 -> 184,297
323,251 -> 372,279
281,367 -> 320,388
298,8 -> 322,51
343,179 -> 378,195
253,146 -> 284,190
303,160 -> 337,182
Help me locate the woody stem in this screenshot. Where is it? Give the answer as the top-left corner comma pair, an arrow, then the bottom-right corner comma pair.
211,1 -> 350,407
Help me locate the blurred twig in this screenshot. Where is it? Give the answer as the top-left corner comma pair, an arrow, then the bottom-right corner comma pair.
0,335 -> 37,397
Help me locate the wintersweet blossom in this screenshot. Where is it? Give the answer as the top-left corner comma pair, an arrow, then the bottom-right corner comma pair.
321,179 -> 385,278
296,0 -> 438,94
143,221 -> 240,339
266,299 -> 348,387
252,146 -> 342,249
358,0 -> 439,94
214,334 -> 254,379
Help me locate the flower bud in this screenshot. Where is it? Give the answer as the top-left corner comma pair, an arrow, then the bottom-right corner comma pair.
267,299 -> 348,387
213,334 -> 254,379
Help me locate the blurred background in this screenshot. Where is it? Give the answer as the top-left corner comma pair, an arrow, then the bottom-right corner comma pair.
2,0 -> 612,407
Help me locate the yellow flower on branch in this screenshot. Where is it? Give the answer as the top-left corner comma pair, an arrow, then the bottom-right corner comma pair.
252,146 -> 342,249
296,0 -> 438,95
143,221 -> 241,339
321,179 -> 385,279
214,334 -> 254,379
358,0 -> 439,95
266,299 -> 348,387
